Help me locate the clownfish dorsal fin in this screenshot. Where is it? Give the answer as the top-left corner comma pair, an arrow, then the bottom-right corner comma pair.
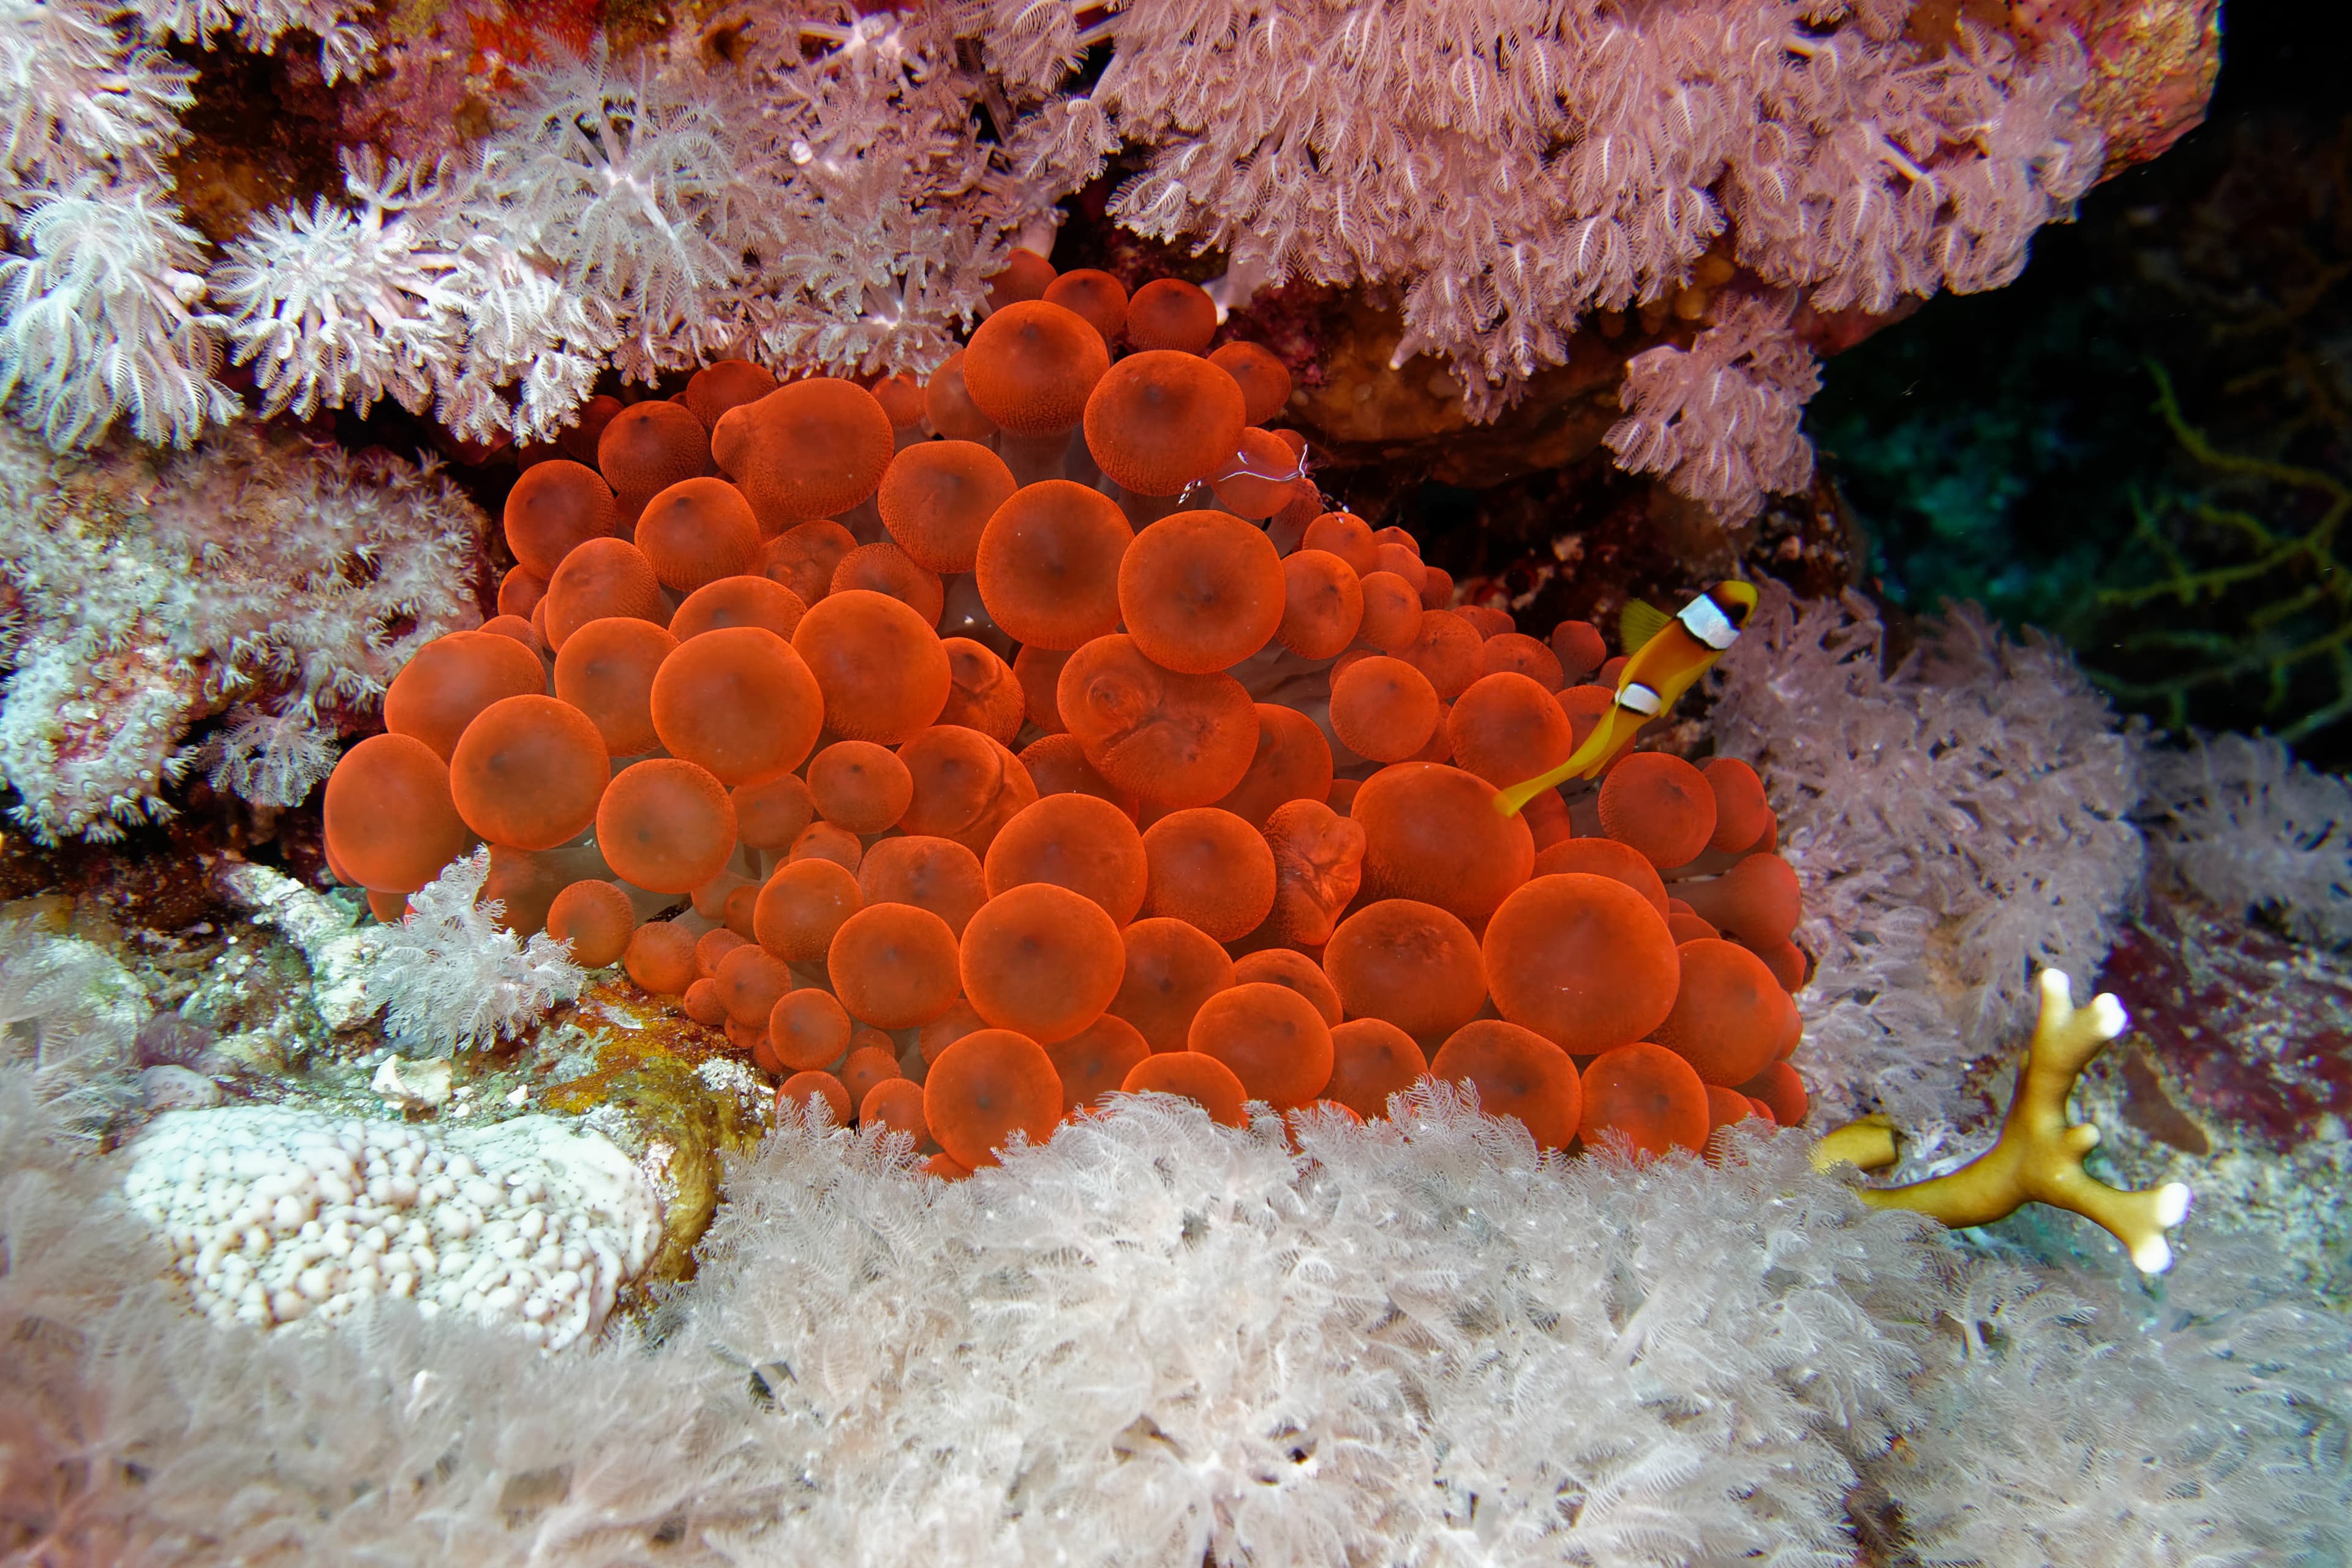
1619,598 -> 1673,655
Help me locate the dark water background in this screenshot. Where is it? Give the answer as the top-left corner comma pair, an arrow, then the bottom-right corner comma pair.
1814,0 -> 2352,764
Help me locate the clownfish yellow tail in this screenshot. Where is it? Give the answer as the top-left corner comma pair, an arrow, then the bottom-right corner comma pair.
1493,759 -> 1580,819
1493,707 -> 1634,816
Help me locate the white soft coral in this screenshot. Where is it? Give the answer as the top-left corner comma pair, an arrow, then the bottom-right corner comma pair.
1,1 -> 234,450
202,702 -> 340,810
0,916 -> 143,1149
470,50 -> 764,382
364,848 -> 586,1053
127,0 -> 375,83
206,20 -> 1060,443
0,1041 -> 2339,1561
2144,732 -> 2352,945
210,150 -> 468,423
0,177 -> 238,448
1605,290 -> 1822,520
209,145 -> 623,443
1706,586 -> 2144,1127
0,0 -> 386,452
729,6 -> 1046,376
684,1095 -> 1942,1564
0,0 -> 194,206
1732,14 -> 2100,315
432,228 -> 620,445
987,0 -> 2101,501
205,50 -> 763,442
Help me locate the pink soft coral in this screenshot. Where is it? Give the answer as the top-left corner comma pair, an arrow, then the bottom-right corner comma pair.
1605,293 -> 1823,521
987,0 -> 2101,514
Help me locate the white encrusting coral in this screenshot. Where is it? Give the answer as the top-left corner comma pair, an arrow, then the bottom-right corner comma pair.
0,420 -> 486,841
1708,585 -> 2144,1127
123,1106 -> 660,1348
216,858 -> 383,1030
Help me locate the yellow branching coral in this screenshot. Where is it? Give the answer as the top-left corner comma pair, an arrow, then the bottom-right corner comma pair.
1813,968 -> 2194,1273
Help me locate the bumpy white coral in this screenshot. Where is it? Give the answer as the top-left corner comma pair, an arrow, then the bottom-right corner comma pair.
366,850 -> 586,1054
1708,587 -> 2144,1128
2143,731 -> 2352,946
123,1106 -> 658,1348
0,420 -> 486,842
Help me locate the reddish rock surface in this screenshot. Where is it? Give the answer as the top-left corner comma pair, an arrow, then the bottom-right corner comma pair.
2032,0 -> 2224,173
2102,885 -> 2352,1153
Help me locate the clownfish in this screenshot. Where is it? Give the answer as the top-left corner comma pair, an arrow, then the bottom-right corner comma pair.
1492,579 -> 1759,818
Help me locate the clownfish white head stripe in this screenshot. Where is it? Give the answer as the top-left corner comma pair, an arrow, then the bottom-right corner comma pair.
1677,591 -> 1741,651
